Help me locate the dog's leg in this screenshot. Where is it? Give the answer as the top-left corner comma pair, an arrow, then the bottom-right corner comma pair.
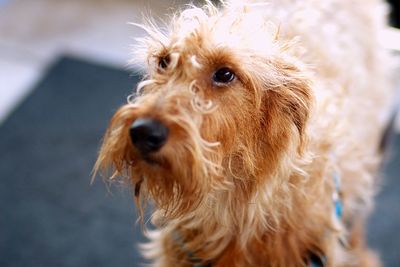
348,221 -> 382,267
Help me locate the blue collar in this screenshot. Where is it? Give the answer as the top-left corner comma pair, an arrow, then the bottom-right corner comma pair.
309,253 -> 328,267
333,171 -> 343,219
310,170 -> 342,267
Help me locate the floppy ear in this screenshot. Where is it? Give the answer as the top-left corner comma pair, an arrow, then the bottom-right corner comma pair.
260,58 -> 314,154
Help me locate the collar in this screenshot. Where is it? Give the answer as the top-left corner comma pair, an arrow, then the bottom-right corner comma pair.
309,253 -> 327,267
172,231 -> 210,267
333,171 -> 343,220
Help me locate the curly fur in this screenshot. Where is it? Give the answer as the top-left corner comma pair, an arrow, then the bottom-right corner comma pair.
94,0 -> 395,266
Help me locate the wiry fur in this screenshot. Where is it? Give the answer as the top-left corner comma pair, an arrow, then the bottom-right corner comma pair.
94,0 -> 395,266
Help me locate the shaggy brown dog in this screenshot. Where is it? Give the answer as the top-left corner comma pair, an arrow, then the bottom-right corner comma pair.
95,1 -> 395,266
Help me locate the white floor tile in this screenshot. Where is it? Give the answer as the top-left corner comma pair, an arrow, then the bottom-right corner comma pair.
0,59 -> 42,124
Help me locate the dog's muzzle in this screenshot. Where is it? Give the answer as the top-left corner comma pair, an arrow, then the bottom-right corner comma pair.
129,118 -> 169,155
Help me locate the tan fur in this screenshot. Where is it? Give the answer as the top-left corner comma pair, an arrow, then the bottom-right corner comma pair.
94,1 -> 395,266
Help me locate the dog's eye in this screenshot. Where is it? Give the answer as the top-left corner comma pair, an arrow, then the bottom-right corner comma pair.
213,68 -> 235,84
158,55 -> 170,70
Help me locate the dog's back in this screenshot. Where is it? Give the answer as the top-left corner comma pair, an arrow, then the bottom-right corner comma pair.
226,1 -> 395,265
241,1 -> 395,265
231,0 -> 394,135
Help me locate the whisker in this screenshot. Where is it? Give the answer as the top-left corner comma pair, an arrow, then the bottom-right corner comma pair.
137,79 -> 156,94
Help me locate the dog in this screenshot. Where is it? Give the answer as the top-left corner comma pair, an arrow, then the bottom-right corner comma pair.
94,0 -> 395,266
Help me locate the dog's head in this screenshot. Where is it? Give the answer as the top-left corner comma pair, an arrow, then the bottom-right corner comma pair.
95,3 -> 313,220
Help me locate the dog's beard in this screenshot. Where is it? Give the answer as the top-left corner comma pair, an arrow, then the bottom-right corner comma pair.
95,91 -> 223,220
133,123 -> 221,219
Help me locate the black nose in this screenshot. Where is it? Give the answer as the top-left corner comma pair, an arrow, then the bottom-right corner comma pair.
129,118 -> 169,155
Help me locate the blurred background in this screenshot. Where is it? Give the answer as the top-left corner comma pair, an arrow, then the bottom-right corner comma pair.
0,0 -> 399,266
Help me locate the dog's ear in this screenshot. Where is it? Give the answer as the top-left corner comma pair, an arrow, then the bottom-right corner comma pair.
258,58 -> 314,154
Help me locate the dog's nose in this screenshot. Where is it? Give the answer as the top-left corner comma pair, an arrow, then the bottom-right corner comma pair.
129,118 -> 169,155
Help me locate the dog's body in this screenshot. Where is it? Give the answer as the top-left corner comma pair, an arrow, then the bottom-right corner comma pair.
96,1 -> 395,266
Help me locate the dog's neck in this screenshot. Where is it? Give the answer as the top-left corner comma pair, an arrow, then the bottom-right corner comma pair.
151,163 -> 337,266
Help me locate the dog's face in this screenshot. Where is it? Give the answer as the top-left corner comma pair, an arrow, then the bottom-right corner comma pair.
95,5 -> 313,219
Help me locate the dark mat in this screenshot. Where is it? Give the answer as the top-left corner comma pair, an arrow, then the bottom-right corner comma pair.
0,56 -> 398,267
368,135 -> 400,267
0,56 -> 146,267
388,0 -> 400,28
